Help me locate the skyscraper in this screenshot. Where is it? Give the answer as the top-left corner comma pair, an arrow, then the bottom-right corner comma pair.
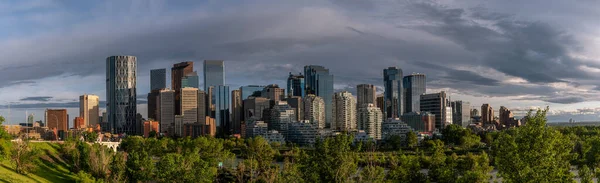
376,94 -> 385,116
451,101 -> 471,127
357,103 -> 383,140
403,74 -> 426,113
150,68 -> 166,90
287,72 -> 305,98
80,94 -> 99,128
384,67 -> 403,118
240,85 -> 265,100
106,55 -> 137,134
203,60 -> 225,92
214,85 -> 230,136
172,62 -> 194,115
304,65 -> 334,127
182,71 -> 199,88
481,104 -> 494,124
231,89 -> 242,134
181,87 -> 198,124
45,109 -> 68,132
332,91 -> 357,131
243,97 -> 270,121
357,84 -> 377,109
420,91 -> 450,130
286,96 -> 303,122
159,89 -> 175,135
303,94 -> 325,129
262,84 -> 285,101
197,90 -> 207,125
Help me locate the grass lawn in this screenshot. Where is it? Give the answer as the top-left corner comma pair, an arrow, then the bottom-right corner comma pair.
0,142 -> 77,183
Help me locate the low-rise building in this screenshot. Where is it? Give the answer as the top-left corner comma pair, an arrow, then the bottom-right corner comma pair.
381,119 -> 414,140
287,121 -> 319,146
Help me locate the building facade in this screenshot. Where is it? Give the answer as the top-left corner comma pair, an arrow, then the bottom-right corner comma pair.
197,90 -> 206,125
262,84 -> 285,101
159,89 -> 175,135
357,84 -> 377,109
203,60 -> 224,92
286,96 -> 303,122
45,109 -> 68,132
403,74 -> 426,113
143,120 -> 159,138
172,62 -> 194,115
357,103 -> 383,140
451,101 -> 471,127
181,71 -> 199,88
181,87 -> 198,124
332,91 -> 357,131
243,97 -> 271,121
240,85 -> 265,100
214,85 -> 230,136
303,94 -> 326,129
384,67 -> 403,119
150,68 -> 166,90
288,121 -> 319,146
381,119 -> 413,140
231,89 -> 242,134
269,101 -> 297,138
420,91 -> 449,130
304,65 -> 334,127
106,55 -> 137,134
481,104 -> 494,124
79,94 -> 99,128
287,72 -> 305,98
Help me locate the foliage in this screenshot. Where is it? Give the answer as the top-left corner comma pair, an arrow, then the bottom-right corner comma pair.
82,131 -> 98,142
358,165 -> 385,183
406,131 -> 419,149
74,171 -> 102,183
301,134 -> 358,183
11,140 -> 41,174
125,150 -> 155,182
387,154 -> 427,183
579,165 -> 593,183
492,108 -> 574,182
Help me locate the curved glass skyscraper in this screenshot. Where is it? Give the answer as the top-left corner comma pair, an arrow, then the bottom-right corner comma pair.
383,67 -> 403,119
106,56 -> 137,134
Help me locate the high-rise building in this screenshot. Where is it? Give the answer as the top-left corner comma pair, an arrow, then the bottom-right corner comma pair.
332,91 -> 357,131
481,104 -> 493,124
203,60 -> 225,92
243,97 -> 271,121
451,101 -> 471,127
403,74 -> 426,113
287,73 -> 305,98
106,55 -> 137,134
269,101 -> 296,138
172,62 -> 194,115
357,103 -> 383,140
159,89 -> 175,135
357,84 -> 377,109
303,94 -> 326,129
262,84 -> 285,101
147,90 -> 160,121
231,89 -> 243,134
384,67 -> 403,118
100,111 -> 109,132
150,68 -> 166,90
45,109 -> 68,132
181,87 -> 198,124
174,115 -> 184,137
304,65 -> 334,127
197,90 -> 207,125
286,96 -> 303,122
420,91 -> 450,130
499,106 -> 521,129
182,71 -> 199,88
240,85 -> 265,100
445,106 -> 453,126
79,94 -> 99,128
214,85 -> 230,136
376,94 -> 385,117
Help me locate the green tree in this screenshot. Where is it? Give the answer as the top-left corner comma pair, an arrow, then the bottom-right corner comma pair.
492,108 -> 574,182
359,165 -> 385,183
456,152 -> 492,183
442,124 -> 465,145
74,171 -> 102,183
109,151 -> 127,182
0,116 -> 12,159
243,137 -> 276,176
11,140 -> 40,174
460,132 -> 481,149
406,131 -> 418,149
301,134 -> 358,183
579,165 -> 593,183
126,150 -> 155,182
88,144 -> 112,179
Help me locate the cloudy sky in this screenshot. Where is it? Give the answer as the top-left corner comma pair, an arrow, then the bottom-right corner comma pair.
1,0 -> 600,125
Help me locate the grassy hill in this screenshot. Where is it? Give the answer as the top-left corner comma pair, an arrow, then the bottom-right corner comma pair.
0,142 -> 76,183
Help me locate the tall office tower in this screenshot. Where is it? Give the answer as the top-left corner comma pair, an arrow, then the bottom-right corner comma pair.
203,60 -> 225,92
384,67 -> 403,119
451,101 -> 471,127
240,85 -> 265,100
357,84 -> 377,109
207,86 -> 214,116
332,91 -> 357,131
286,96 -> 303,122
214,85 -> 230,136
182,71 -> 199,88
197,90 -> 207,125
269,101 -> 297,138
231,89 -> 242,134
45,109 -> 68,132
357,103 -> 383,140
243,97 -> 271,121
147,90 -> 160,121
445,106 -> 453,127
376,94 -> 385,117
303,94 -> 325,129
100,111 -> 109,132
79,94 -> 99,128
106,55 -> 137,134
181,87 -> 198,124
481,104 -> 493,124
150,68 -> 166,90
304,65 -> 334,127
172,62 -> 194,115
174,115 -> 184,137
403,74 -> 426,113
420,91 -> 450,130
262,84 -> 285,101
159,89 -> 175,135
287,73 -> 305,98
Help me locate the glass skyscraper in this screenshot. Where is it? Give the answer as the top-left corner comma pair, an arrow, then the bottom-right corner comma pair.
182,71 -> 199,88
240,85 -> 265,100
203,60 -> 224,92
304,65 -> 334,127
214,85 -> 230,136
383,67 -> 403,119
287,72 -> 305,98
106,55 -> 137,135
150,68 -> 166,90
403,74 -> 426,113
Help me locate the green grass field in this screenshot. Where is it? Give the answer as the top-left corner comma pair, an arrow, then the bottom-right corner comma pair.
0,142 -> 76,183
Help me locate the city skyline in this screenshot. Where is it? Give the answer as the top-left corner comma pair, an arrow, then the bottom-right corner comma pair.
2,0 -> 600,124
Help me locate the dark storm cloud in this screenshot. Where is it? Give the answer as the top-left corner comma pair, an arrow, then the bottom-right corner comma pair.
414,62 -> 500,86
20,96 -> 53,102
515,96 -> 586,104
